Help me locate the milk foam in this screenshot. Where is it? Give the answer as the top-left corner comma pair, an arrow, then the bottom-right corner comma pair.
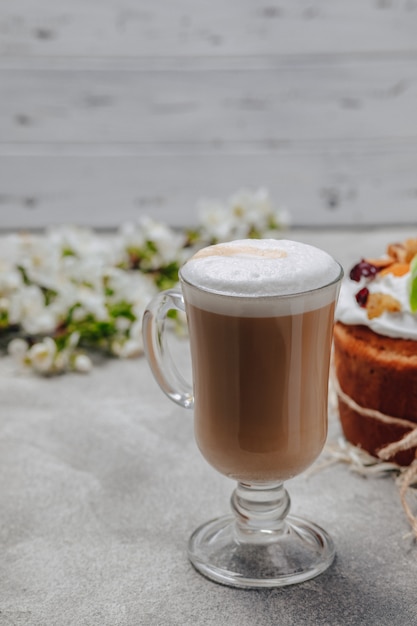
180,239 -> 342,316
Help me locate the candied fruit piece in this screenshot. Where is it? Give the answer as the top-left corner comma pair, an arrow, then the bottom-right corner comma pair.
379,262 -> 410,277
355,287 -> 369,307
349,259 -> 379,282
366,292 -> 401,319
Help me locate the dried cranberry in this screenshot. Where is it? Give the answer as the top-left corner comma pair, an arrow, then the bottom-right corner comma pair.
355,287 -> 369,307
349,259 -> 378,282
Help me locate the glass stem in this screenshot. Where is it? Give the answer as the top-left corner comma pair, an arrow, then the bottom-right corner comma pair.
230,482 -> 291,544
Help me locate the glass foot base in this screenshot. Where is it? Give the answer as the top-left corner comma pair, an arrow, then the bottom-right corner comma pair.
188,514 -> 335,588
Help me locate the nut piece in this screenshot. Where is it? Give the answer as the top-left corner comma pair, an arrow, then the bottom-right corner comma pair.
387,242 -> 407,263
404,238 -> 417,263
386,240 -> 417,264
366,292 -> 402,319
365,256 -> 395,270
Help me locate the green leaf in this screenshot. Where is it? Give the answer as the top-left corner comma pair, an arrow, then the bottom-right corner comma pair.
41,286 -> 58,306
61,247 -> 76,258
155,262 -> 180,290
409,255 -> 417,313
107,300 -> 136,321
0,311 -> 9,329
17,265 -> 31,286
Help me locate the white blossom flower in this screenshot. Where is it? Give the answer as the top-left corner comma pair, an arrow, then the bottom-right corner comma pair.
78,289 -> 108,321
8,285 -> 58,333
62,255 -> 106,293
0,188 -> 289,376
48,225 -> 116,265
118,217 -> 185,272
70,305 -> 88,322
0,297 -> 9,312
118,221 -> 146,251
7,337 -> 29,364
103,267 -> 128,294
197,200 -> 233,243
197,188 -> 289,243
68,331 -> 80,348
0,263 -> 23,294
24,310 -> 58,335
121,339 -> 143,358
16,238 -> 62,290
111,337 -> 143,358
73,353 -> 92,373
54,350 -> 70,373
140,216 -> 186,265
27,338 -> 57,374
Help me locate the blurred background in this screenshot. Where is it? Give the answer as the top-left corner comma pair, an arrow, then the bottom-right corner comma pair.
1,0 -> 417,231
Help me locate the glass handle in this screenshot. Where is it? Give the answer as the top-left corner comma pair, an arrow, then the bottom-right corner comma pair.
142,289 -> 194,410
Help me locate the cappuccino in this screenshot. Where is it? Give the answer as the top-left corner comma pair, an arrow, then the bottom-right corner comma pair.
180,240 -> 341,482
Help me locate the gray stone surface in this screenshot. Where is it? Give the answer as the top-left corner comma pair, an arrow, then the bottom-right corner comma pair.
1,228 -> 417,626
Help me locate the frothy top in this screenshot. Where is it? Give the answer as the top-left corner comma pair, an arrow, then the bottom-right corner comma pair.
180,239 -> 342,316
181,239 -> 341,297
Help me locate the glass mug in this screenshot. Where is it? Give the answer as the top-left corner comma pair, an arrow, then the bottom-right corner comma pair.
142,239 -> 343,588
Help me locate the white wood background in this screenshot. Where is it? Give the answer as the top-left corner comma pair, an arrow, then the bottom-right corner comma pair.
1,0 -> 417,230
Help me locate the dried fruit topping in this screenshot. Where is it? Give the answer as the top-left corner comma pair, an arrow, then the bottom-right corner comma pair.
379,262 -> 410,277
351,238 -> 417,314
366,293 -> 401,320
355,287 -> 369,307
349,259 -> 379,282
388,239 -> 417,264
387,242 -> 407,263
364,256 -> 395,270
404,239 -> 417,262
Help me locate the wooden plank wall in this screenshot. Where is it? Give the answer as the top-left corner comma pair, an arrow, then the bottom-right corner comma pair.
1,0 -> 417,229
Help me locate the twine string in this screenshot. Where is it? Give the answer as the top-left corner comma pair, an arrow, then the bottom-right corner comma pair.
333,375 -> 416,432
333,374 -> 417,538
398,460 -> 417,538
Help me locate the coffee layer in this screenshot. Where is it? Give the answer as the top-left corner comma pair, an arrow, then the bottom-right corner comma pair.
187,301 -> 335,482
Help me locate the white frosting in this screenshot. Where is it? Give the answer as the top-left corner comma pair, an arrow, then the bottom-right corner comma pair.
180,239 -> 342,317
181,239 -> 341,297
336,271 -> 417,340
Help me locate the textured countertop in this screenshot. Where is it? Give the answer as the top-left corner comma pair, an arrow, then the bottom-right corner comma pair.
1,228 -> 417,626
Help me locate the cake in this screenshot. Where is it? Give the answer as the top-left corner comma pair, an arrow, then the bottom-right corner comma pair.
333,238 -> 417,466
